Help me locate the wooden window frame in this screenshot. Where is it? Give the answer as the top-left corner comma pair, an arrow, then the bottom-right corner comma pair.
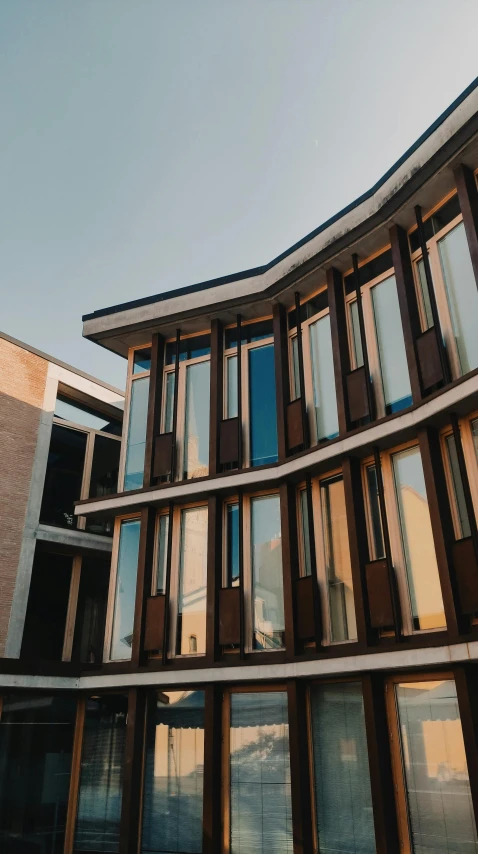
151,507 -> 170,595
168,501 -> 209,660
119,344 -> 152,492
103,513 -> 142,663
222,497 -> 240,589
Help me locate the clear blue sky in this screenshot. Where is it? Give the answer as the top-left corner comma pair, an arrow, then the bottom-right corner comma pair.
1,0 -> 478,389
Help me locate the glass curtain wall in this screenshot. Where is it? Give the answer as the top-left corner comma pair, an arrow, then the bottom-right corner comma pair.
320,476 -> 357,642
250,495 -> 284,650
110,518 -> 141,661
175,506 -> 208,655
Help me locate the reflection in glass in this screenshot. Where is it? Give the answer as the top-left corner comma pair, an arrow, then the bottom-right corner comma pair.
299,489 -> 312,577
321,476 -> 357,642
371,275 -> 412,413
164,372 -> 175,434
366,465 -> 385,560
396,680 -> 478,854
72,557 -> 110,664
350,301 -> 364,368
473,419 -> 478,464
40,424 -> 87,527
183,361 -> 210,480
0,694 -> 76,854
248,345 -> 278,467
75,696 -> 127,853
310,683 -> 376,854
155,515 -> 169,594
176,507 -> 208,655
446,434 -> 471,539
110,519 -> 141,660
439,221 -> 478,375
251,495 -> 284,650
226,502 -> 240,587
54,395 -> 122,434
124,377 -> 150,491
86,436 -> 120,535
309,314 -> 339,440
133,348 -> 151,374
392,447 -> 445,630
416,257 -> 434,330
230,692 -> 292,854
142,691 -> 205,854
291,336 -> 300,401
227,355 -> 239,419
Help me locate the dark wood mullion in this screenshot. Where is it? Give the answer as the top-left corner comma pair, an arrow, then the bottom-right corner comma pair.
202,684 -> 222,854
373,447 -> 401,642
294,291 -> 309,448
454,164 -> 478,289
119,687 -> 147,854
418,426 -> 467,638
362,674 -> 400,854
206,494 -> 221,663
209,319 -> 223,477
273,301 -> 289,462
279,482 -> 298,659
287,679 -> 314,854
414,205 -> 450,384
352,254 -> 375,421
131,505 -> 156,668
143,333 -> 165,488
342,456 -> 375,646
389,225 -> 423,402
327,266 -> 351,434
453,664 -> 478,831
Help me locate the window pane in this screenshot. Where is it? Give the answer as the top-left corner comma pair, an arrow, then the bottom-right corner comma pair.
183,361 -> 210,480
321,476 -> 357,642
55,395 -> 122,435
309,314 -> 339,440
163,371 -> 175,433
110,519 -> 141,660
251,494 -> 284,650
473,419 -> 478,463
86,436 -> 120,535
310,682 -> 376,854
227,355 -> 239,419
396,680 -> 478,854
446,434 -> 471,539
75,695 -> 127,853
230,692 -> 293,854
133,347 -> 151,374
124,377 -> 149,491
416,257 -> 434,330
40,424 -> 87,527
21,552 -> 72,660
72,557 -> 110,664
392,446 -> 445,630
366,465 -> 385,560
141,691 -> 204,854
291,336 -> 301,401
226,502 -> 240,587
371,275 -> 412,413
0,694 -> 76,854
299,489 -> 312,577
350,301 -> 364,368
176,506 -> 208,655
249,344 -> 278,467
155,515 -> 169,595
439,221 -> 478,375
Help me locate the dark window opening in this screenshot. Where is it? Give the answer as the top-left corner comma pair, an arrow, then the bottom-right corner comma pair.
72,557 -> 110,665
40,424 -> 87,528
21,551 -> 72,661
84,435 -> 120,536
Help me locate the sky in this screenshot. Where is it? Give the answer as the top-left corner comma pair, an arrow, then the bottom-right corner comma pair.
1,0 -> 478,390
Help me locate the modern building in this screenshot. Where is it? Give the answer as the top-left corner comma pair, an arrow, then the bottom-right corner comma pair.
3,80 -> 478,854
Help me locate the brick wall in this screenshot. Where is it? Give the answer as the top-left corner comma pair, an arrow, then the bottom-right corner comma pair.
0,338 -> 48,655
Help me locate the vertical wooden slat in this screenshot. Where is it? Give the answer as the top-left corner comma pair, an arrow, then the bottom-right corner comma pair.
280,482 -> 299,659
202,684 -> 222,854
418,427 -> 466,638
287,680 -> 313,854
454,164 -> 478,289
327,266 -> 351,434
209,319 -> 223,476
389,224 -> 422,402
143,333 -> 165,488
352,254 -> 375,421
63,697 -> 86,854
342,456 -> 375,646
294,291 -> 309,448
119,688 -> 147,854
414,205 -> 450,384
454,664 -> 478,831
131,505 -> 156,669
362,675 -> 400,854
273,302 -> 289,462
206,494 -> 222,663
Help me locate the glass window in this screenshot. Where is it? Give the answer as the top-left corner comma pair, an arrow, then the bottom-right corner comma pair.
416,257 -> 434,330
248,344 -> 278,467
229,691 -> 293,854
141,691 -> 205,854
371,275 -> 412,413
0,694 -> 76,854
72,557 -> 110,664
251,494 -> 284,650
55,394 -> 122,435
395,679 -> 478,854
366,465 -> 385,560
310,682 -> 376,854
445,434 -> 471,539
40,423 -> 87,527
226,502 -> 240,587
133,348 -> 151,374
309,314 -> 339,440
165,334 -> 211,364
110,518 -> 141,661
473,419 -> 478,463
225,320 -> 273,348
438,221 -> 478,375
21,551 -> 72,660
392,446 -> 445,630
320,476 -> 357,643
176,506 -> 208,655
183,361 -> 210,480
290,336 -> 301,401
124,377 -> 149,491
226,355 -> 239,419
298,488 -> 312,577
75,695 -> 127,853
86,436 -> 120,535
155,515 -> 169,595
349,301 -> 364,368
163,371 -> 175,434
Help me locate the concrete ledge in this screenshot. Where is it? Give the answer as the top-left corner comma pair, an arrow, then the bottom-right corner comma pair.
36,524 -> 113,553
